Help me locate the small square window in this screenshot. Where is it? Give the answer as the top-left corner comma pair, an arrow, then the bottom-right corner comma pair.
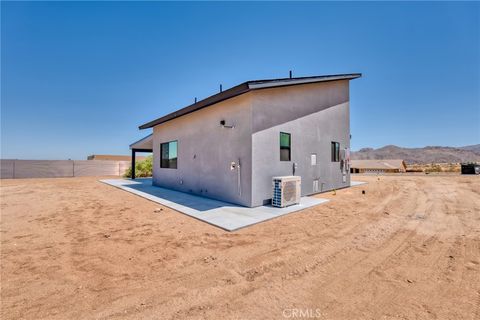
311,154 -> 317,166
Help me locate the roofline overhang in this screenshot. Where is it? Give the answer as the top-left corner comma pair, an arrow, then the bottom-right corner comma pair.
139,73 -> 361,130
129,133 -> 153,149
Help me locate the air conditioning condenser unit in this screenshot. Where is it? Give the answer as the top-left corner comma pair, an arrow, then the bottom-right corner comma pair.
272,176 -> 301,207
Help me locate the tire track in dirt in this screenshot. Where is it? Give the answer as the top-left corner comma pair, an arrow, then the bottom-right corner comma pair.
365,178 -> 480,320
239,179 -> 406,275
2,176 -> 479,320
194,178 -> 425,320
143,180 -> 411,319
314,181 -> 432,318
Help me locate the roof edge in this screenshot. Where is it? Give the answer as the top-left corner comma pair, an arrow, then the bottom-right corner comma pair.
247,73 -> 361,90
129,133 -> 153,149
139,82 -> 250,129
139,73 -> 361,129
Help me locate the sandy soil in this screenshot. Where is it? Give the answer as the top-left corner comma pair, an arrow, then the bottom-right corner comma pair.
1,175 -> 479,320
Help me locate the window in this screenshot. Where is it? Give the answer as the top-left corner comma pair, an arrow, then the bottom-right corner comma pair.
280,132 -> 291,161
311,154 -> 317,166
160,141 -> 178,169
331,141 -> 340,162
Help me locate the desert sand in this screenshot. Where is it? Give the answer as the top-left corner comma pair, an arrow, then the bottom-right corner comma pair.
1,175 -> 479,319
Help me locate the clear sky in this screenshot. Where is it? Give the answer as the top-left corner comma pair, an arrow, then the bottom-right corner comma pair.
1,1 -> 479,159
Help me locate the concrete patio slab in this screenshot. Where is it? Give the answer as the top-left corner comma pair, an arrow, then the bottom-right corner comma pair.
100,178 -> 329,231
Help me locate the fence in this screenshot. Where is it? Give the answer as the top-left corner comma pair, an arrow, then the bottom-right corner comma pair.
0,160 -> 131,179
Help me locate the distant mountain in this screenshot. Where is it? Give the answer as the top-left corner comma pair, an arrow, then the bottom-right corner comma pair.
351,144 -> 480,164
459,144 -> 480,154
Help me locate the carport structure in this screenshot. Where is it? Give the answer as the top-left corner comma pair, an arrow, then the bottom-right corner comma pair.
129,134 -> 153,179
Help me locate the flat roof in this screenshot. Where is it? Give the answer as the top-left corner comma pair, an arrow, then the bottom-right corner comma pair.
139,73 -> 361,129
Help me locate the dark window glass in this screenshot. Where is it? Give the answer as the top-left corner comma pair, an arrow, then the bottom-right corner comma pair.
331,141 -> 340,162
160,141 -> 178,169
280,132 -> 291,161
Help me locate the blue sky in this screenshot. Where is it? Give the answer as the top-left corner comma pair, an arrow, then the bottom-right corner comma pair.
1,1 -> 479,159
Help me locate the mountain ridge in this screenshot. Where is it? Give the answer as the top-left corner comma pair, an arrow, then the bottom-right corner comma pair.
351,144 -> 480,164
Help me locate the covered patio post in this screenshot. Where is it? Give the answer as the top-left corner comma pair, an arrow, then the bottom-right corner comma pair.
131,149 -> 136,179
130,148 -> 153,180
129,134 -> 153,180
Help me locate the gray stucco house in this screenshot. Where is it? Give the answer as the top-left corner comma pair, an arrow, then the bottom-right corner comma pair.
131,73 -> 361,207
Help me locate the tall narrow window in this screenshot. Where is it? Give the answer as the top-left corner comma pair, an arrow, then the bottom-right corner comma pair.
160,140 -> 178,169
280,132 -> 291,161
331,141 -> 340,162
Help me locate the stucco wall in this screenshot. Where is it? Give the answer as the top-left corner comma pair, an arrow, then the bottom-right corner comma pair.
150,79 -> 353,207
251,80 -> 351,206
152,93 -> 253,206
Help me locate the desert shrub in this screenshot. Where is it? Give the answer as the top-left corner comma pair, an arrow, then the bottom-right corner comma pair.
424,164 -> 442,173
444,163 -> 461,172
124,155 -> 153,178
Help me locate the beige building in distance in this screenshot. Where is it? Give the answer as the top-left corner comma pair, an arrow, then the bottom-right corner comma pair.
87,154 -> 147,161
350,159 -> 407,173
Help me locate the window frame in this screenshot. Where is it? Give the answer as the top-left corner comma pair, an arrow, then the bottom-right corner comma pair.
331,141 -> 340,162
160,140 -> 178,169
280,132 -> 291,162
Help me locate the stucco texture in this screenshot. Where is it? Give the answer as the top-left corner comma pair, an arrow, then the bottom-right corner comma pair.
151,79 -> 351,207
152,93 -> 253,207
251,80 -> 350,206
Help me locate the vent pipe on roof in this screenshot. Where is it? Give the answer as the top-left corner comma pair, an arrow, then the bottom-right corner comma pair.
194,97 -> 197,103
289,70 -> 293,79
220,84 -> 223,92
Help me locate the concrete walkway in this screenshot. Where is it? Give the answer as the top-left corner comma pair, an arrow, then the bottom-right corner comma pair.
100,178 -> 329,231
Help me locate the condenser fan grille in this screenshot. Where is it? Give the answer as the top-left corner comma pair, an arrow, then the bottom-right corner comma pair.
282,181 -> 296,202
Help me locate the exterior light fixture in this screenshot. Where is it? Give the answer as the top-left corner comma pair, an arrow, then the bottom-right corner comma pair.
220,120 -> 235,129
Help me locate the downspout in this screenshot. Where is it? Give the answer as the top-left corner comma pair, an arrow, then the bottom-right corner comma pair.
237,158 -> 241,197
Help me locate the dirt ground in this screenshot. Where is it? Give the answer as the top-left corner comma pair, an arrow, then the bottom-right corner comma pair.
1,175 -> 479,320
